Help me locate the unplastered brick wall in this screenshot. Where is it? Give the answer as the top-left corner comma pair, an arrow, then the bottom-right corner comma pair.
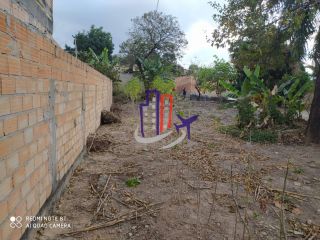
0,9 -> 112,240
175,76 -> 197,94
0,0 -> 53,37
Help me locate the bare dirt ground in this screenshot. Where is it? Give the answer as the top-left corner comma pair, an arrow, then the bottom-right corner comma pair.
37,100 -> 320,240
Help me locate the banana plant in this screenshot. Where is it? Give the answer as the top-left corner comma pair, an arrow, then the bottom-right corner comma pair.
220,65 -> 268,98
277,77 -> 313,121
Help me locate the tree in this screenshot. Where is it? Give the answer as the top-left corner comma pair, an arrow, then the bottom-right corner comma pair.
188,58 -> 237,99
151,76 -> 175,94
120,11 -> 187,89
210,0 -> 320,143
124,77 -> 143,103
209,0 -> 306,88
306,27 -> 320,143
86,48 -> 120,82
65,25 -> 114,62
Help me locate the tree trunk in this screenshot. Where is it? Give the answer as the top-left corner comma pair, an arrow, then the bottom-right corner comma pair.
306,72 -> 320,143
195,86 -> 201,101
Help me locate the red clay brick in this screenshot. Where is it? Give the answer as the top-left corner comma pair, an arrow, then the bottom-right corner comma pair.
0,75 -> 15,94
32,95 -> 40,108
0,177 -> 12,201
0,96 -> 10,116
22,95 -> 33,111
18,113 -> 28,130
9,132 -> 24,152
30,47 -> 39,62
0,54 -> 8,74
19,146 -> 30,164
33,122 -> 49,138
21,59 -> 38,77
0,137 -> 10,158
26,189 -> 35,210
28,111 -> 37,126
7,56 -> 21,75
30,168 -> 40,187
15,21 -> 28,42
38,64 -> 51,79
0,12 -> 6,32
9,95 -> 22,113
15,77 -> 27,93
0,32 -> 12,55
0,120 -> 3,138
3,116 -> 18,135
6,188 -> 20,214
13,166 -> 25,187
0,200 -> 8,224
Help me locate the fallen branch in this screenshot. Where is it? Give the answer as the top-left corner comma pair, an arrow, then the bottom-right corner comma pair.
264,186 -> 320,201
87,132 -> 97,152
279,160 -> 289,240
230,165 -> 251,240
61,202 -> 163,236
95,175 -> 111,215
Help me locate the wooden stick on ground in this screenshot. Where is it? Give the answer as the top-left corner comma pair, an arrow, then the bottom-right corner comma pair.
87,132 -> 97,152
95,175 -> 111,215
230,165 -> 251,240
279,160 -> 289,240
264,186 -> 320,201
61,202 -> 164,236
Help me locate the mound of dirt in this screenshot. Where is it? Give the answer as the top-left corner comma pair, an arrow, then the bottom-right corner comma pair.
86,133 -> 112,152
101,110 -> 121,124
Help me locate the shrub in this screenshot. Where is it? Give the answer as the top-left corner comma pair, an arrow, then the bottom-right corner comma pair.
151,76 -> 175,94
244,129 -> 278,143
218,125 -> 278,143
123,77 -> 143,102
237,98 -> 256,128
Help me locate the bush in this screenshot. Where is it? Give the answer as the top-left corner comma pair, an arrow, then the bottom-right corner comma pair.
151,76 -> 175,94
237,98 -> 256,128
218,125 -> 278,143
113,83 -> 128,103
244,129 -> 277,143
123,77 -> 143,102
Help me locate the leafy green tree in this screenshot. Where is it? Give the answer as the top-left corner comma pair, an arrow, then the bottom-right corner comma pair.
65,25 -> 114,61
151,76 -> 175,94
210,0 -> 320,143
188,58 -> 237,98
124,77 -> 143,103
86,48 -> 120,82
120,11 -> 187,89
209,0 -> 305,88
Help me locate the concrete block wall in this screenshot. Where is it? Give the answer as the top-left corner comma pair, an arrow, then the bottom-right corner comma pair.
0,7 -> 112,240
0,0 -> 53,36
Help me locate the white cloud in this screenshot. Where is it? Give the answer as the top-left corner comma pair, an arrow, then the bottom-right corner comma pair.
180,20 -> 229,68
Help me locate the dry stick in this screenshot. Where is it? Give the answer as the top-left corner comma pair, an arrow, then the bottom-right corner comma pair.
62,203 -> 163,236
279,161 -> 289,240
111,196 -> 131,209
196,176 -> 201,239
206,181 -> 218,240
87,132 -> 97,152
230,165 -> 251,240
231,165 -> 238,240
206,181 -> 218,226
264,186 -> 320,201
95,175 -> 111,215
244,155 -> 250,240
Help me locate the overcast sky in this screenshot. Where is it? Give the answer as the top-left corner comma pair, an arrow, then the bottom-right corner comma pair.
53,0 -> 229,68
